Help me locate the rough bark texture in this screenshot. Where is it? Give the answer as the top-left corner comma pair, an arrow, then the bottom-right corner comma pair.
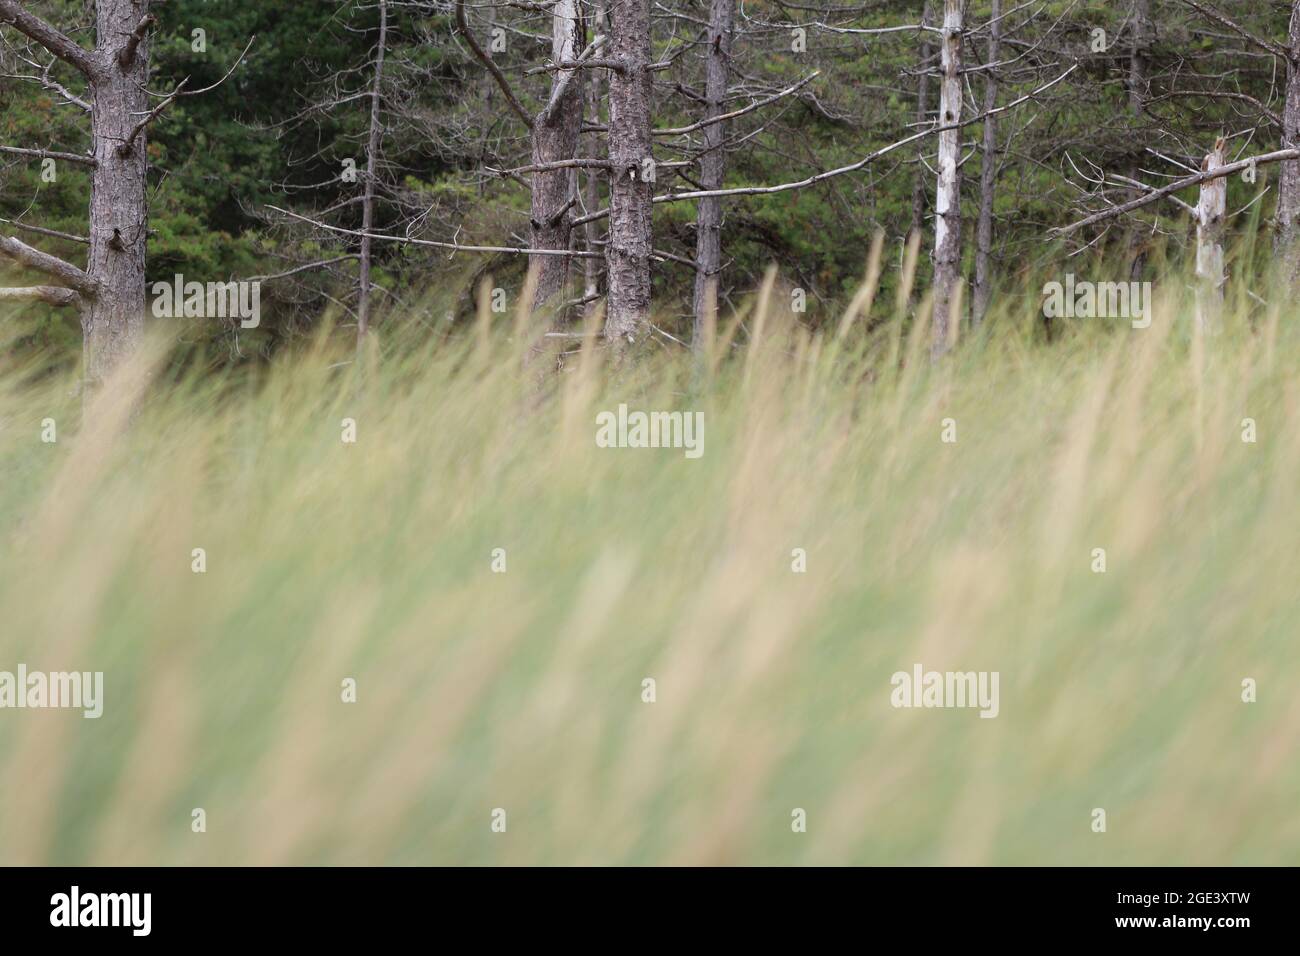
84,0 -> 150,384
582,0 -> 607,320
930,0 -> 963,358
690,0 -> 734,350
1277,1 -> 1300,282
357,0 -> 388,342
972,0 -> 1000,326
530,0 -> 584,313
603,0 -> 653,353
910,2 -> 934,242
1127,0 -> 1152,282
1195,139 -> 1226,330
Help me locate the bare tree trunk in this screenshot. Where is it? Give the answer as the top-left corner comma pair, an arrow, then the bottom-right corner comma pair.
691,0 -> 734,350
603,0 -> 653,353
930,0 -> 963,358
972,0 -> 999,327
1277,1 -> 1300,282
910,1 -> 934,242
0,0 -> 157,384
1127,0 -> 1151,282
86,0 -> 150,383
531,0 -> 585,313
1195,138 -> 1226,330
582,0 -> 607,321
357,0 -> 388,343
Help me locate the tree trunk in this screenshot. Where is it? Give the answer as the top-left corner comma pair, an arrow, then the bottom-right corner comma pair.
971,0 -> 999,327
86,0 -> 150,383
357,0 -> 388,343
691,0 -> 734,350
1127,0 -> 1151,282
530,0 -> 584,313
603,0 -> 653,353
1195,139 -> 1226,330
1277,1 -> 1300,282
582,0 -> 607,321
930,0 -> 963,358
910,1 -> 934,242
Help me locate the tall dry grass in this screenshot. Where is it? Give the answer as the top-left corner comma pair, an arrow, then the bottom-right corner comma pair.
0,252 -> 1297,864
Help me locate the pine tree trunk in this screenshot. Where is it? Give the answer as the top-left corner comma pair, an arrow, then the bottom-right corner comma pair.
86,0 -> 150,384
1277,2 -> 1300,282
691,0 -> 734,350
972,0 -> 999,327
603,0 -> 653,354
530,0 -> 584,313
357,0 -> 388,343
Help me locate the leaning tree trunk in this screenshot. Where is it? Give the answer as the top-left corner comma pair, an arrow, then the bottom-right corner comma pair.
930,0 -> 963,358
530,0 -> 585,312
1277,1 -> 1300,283
971,0 -> 1000,326
603,0 -> 653,354
86,0 -> 151,383
691,0 -> 734,350
1195,139 -> 1226,331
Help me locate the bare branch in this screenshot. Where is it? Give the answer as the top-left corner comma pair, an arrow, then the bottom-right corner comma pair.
117,13 -> 155,69
0,0 -> 100,78
0,284 -> 82,307
1054,148 -> 1300,237
655,73 -> 821,137
0,235 -> 96,294
119,77 -> 189,156
1173,0 -> 1290,61
0,216 -> 88,244
247,254 -> 359,283
0,144 -> 95,166
454,0 -> 534,129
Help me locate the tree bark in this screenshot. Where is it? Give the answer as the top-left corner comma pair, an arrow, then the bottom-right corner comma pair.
1277,1 -> 1300,282
910,1 -> 934,242
603,0 -> 653,354
357,0 -> 388,343
971,0 -> 999,326
1195,138 -> 1226,330
530,0 -> 585,313
582,0 -> 607,321
930,0 -> 963,358
690,0 -> 734,350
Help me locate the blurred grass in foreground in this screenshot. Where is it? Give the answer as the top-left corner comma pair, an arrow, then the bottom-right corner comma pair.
0,254 -> 1297,865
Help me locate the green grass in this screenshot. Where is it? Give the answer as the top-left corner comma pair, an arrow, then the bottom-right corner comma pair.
0,260 -> 1297,865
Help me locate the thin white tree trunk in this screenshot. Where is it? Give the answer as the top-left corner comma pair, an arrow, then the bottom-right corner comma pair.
1195,138 -> 1226,330
930,0 -> 963,357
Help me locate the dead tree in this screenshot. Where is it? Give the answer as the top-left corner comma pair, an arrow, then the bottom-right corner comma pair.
690,0 -> 734,350
603,0 -> 653,352
930,0 -> 963,357
972,0 -> 1000,326
0,0 -> 154,383
1195,138 -> 1226,329
357,0 -> 389,342
1279,2 -> 1300,281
